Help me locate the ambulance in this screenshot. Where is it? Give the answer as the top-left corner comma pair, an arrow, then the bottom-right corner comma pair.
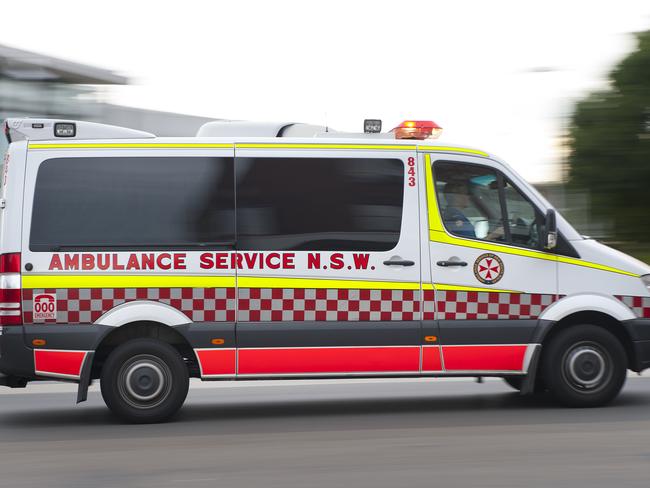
1,117 -> 649,423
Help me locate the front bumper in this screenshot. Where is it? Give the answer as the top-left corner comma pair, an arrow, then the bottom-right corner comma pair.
622,318 -> 650,372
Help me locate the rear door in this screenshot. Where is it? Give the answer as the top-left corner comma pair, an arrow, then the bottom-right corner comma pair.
234,143 -> 423,376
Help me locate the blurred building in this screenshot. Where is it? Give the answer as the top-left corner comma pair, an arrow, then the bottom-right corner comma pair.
0,43 -> 216,154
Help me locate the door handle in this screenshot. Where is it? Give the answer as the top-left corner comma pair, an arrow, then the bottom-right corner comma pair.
436,260 -> 468,267
383,258 -> 415,267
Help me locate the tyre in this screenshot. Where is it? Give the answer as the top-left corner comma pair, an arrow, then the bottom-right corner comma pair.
502,376 -> 524,391
541,325 -> 626,407
100,338 -> 189,423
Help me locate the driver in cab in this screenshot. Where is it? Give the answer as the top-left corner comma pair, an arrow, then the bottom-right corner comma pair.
442,181 -> 504,241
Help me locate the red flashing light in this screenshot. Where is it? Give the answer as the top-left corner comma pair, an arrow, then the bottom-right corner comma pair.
393,120 -> 442,140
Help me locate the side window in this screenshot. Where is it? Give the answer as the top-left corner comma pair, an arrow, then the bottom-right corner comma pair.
236,157 -> 404,251
433,161 -> 544,250
30,157 -> 235,250
434,162 -> 506,243
503,179 -> 545,249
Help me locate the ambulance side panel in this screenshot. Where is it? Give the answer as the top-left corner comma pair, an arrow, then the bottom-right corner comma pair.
233,146 -> 427,376
19,144 -> 238,380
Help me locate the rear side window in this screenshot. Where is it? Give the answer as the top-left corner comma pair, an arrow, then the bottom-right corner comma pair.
30,157 -> 234,251
236,157 -> 404,251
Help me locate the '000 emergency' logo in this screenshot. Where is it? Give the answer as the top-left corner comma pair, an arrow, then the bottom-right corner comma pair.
473,253 -> 504,285
34,294 -> 57,320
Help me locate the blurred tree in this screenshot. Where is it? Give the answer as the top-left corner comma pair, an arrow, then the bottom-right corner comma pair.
568,30 -> 650,246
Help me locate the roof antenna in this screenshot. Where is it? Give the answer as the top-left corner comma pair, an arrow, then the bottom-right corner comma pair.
324,112 -> 329,133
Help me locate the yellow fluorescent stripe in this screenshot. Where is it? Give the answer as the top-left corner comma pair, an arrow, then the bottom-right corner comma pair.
28,143 -> 234,149
22,275 -> 236,289
237,276 -> 421,290
432,283 -> 522,294
418,145 -> 489,157
236,143 -> 417,151
429,230 -> 638,277
424,154 -> 445,233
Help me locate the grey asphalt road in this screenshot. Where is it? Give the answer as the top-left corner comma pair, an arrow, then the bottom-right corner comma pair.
1,378 -> 650,488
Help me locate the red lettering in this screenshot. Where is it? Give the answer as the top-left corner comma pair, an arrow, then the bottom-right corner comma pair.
215,253 -> 228,269
174,253 -> 186,270
200,252 -> 214,269
267,252 -> 281,269
49,255 -> 62,271
64,254 -> 80,271
283,253 -> 295,269
141,253 -> 155,270
244,252 -> 258,269
307,253 -> 321,269
126,254 -> 141,271
81,254 -> 95,270
231,253 -> 243,269
352,253 -> 370,270
112,253 -> 124,270
330,253 -> 344,270
97,254 -> 110,271
157,253 -> 172,270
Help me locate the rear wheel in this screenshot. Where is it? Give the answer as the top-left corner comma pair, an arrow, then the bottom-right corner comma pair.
542,325 -> 626,407
100,338 -> 189,423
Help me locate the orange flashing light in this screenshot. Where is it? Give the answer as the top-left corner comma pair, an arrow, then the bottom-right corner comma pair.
394,120 -> 442,140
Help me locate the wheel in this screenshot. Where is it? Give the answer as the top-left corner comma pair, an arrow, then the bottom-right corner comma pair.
100,338 -> 189,423
502,376 -> 523,391
541,325 -> 626,407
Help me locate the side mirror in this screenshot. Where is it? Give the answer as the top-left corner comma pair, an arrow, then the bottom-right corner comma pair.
544,209 -> 557,250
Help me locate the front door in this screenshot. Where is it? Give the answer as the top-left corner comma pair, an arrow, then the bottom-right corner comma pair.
234,145 -> 423,376
424,154 -> 558,374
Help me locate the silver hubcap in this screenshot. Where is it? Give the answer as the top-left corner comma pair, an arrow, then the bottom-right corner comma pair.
563,342 -> 610,392
117,355 -> 172,409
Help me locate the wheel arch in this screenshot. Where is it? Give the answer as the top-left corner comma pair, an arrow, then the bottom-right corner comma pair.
537,310 -> 637,372
90,321 -> 200,380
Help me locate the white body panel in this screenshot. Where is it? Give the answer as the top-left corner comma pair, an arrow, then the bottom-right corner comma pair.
540,294 -> 636,322
96,300 -> 192,327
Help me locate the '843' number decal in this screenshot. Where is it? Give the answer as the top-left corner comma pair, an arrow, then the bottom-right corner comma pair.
407,156 -> 416,187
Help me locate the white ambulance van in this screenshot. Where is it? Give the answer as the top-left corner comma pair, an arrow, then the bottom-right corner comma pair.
1,117 -> 649,423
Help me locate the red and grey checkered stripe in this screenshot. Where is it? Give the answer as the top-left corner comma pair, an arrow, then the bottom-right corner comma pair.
22,286 -> 567,324
237,288 -> 420,322
22,288 -> 236,324
434,290 -> 556,320
616,295 -> 650,319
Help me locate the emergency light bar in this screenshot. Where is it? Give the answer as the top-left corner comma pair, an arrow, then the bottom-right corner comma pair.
393,120 -> 442,140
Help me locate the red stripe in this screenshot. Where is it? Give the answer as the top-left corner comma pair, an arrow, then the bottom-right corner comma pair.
196,349 -> 236,376
34,350 -> 86,377
238,346 -> 420,375
422,346 -> 443,371
442,345 -> 527,371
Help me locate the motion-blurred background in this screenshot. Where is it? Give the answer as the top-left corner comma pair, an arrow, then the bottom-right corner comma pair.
1,0 -> 649,261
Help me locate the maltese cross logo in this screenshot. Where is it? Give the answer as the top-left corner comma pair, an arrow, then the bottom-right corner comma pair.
473,253 -> 504,285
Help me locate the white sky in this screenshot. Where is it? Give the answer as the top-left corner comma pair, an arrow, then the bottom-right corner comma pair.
2,0 -> 650,182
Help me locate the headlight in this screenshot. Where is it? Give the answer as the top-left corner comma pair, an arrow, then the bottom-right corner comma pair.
642,274 -> 650,292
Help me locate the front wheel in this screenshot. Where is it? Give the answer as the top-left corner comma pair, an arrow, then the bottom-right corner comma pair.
541,325 -> 626,407
101,339 -> 189,423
